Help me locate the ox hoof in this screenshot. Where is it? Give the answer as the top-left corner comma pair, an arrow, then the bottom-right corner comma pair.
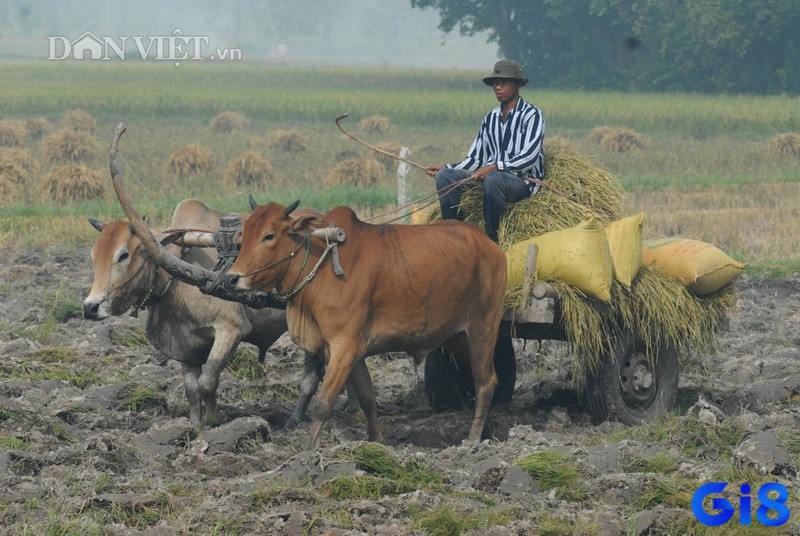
284,416 -> 301,430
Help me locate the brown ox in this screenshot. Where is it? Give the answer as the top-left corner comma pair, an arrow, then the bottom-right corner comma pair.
224,201 -> 507,449
83,198 -> 354,428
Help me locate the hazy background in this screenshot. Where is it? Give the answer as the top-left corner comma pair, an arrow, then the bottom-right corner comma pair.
0,0 -> 498,69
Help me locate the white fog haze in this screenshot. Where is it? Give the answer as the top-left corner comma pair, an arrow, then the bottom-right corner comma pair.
0,0 -> 498,68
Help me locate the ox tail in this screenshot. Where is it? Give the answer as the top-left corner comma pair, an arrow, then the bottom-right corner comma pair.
258,347 -> 268,363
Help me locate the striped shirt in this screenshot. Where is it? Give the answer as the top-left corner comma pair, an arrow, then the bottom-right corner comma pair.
448,96 -> 545,194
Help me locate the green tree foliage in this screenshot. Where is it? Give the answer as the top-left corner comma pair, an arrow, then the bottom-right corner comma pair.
411,0 -> 800,94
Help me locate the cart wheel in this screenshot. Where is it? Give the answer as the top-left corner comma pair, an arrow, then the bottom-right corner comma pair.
424,334 -> 517,412
586,329 -> 678,425
424,348 -> 474,412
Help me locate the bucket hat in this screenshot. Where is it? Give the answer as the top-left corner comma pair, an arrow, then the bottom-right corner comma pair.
482,59 -> 528,86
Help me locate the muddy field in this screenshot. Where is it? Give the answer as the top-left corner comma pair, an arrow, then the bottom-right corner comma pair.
1,247 -> 799,535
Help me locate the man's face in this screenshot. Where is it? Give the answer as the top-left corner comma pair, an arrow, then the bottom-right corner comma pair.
491,79 -> 520,104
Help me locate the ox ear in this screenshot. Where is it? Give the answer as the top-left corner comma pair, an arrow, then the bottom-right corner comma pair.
291,214 -> 323,234
87,217 -> 105,232
283,199 -> 301,218
248,194 -> 259,211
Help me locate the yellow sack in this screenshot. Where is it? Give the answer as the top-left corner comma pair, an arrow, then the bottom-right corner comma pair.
506,215 -> 614,302
642,237 -> 745,295
604,212 -> 644,287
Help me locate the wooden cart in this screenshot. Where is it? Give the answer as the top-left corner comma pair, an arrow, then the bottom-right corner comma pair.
423,244 -> 680,425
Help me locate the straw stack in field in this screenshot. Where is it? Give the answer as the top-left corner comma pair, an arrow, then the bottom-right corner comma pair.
166,144 -> 214,181
267,130 -> 309,153
61,109 -> 96,135
210,111 -> 250,134
225,150 -> 274,188
325,157 -> 384,188
769,133 -> 800,158
417,150 -> 736,378
43,164 -> 105,202
43,128 -> 98,165
0,120 -> 26,147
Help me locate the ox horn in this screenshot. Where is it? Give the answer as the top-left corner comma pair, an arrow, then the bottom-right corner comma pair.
283,199 -> 301,218
108,122 -> 282,309
249,194 -> 259,211
87,217 -> 105,232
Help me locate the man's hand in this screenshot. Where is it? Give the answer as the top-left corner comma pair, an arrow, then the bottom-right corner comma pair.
425,164 -> 445,178
470,164 -> 498,181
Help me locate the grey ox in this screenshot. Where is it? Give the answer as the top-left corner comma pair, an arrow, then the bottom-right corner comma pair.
82,198 -> 339,427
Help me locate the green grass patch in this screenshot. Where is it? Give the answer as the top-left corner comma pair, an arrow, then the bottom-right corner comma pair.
612,416 -> 748,462
516,450 -> 588,501
226,348 -> 264,381
632,474 -> 695,510
0,359 -> 101,389
26,347 -> 82,364
412,504 -> 520,536
321,443 -> 445,500
118,386 -> 166,413
109,326 -> 150,348
622,451 -> 681,474
0,436 -> 26,450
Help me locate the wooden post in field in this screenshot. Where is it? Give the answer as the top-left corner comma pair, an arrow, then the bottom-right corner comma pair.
396,146 -> 411,222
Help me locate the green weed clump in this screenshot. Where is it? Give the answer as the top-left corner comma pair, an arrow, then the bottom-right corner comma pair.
321,443 -> 444,500
109,326 -> 149,348
119,386 -> 166,413
516,450 -> 588,501
413,505 -> 520,536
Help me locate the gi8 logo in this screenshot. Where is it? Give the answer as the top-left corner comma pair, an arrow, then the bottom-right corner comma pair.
691,482 -> 790,526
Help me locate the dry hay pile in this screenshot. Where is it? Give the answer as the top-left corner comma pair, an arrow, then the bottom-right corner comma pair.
359,114 -> 391,136
166,144 -> 214,180
769,133 -> 800,158
0,120 -> 26,147
0,148 -> 36,202
417,151 -> 734,381
61,109 -> 96,135
325,157 -> 384,188
587,126 -> 615,144
599,127 -> 646,152
335,149 -> 361,162
225,151 -> 274,188
210,112 -> 250,134
375,141 -> 403,171
43,164 -> 105,202
24,117 -> 54,142
544,135 -> 577,155
43,128 -> 98,164
0,148 -> 36,198
267,130 -> 308,153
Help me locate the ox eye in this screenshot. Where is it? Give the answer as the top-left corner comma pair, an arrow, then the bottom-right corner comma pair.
117,251 -> 129,262
262,233 -> 275,242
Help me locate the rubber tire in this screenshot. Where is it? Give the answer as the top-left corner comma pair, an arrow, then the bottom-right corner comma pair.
424,334 -> 517,412
585,329 -> 679,425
